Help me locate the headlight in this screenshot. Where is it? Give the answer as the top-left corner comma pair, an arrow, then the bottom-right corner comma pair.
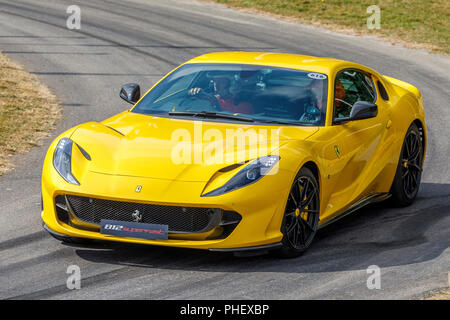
202,155 -> 280,197
53,138 -> 80,185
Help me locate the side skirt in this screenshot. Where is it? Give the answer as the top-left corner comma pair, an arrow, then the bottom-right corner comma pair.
318,193 -> 391,230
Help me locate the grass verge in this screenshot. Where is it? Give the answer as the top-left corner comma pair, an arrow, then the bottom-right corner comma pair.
425,288 -> 450,300
0,52 -> 61,176
211,0 -> 449,55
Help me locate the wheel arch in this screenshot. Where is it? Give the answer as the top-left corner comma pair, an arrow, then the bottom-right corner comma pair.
303,161 -> 320,189
412,119 -> 426,165
264,159 -> 321,240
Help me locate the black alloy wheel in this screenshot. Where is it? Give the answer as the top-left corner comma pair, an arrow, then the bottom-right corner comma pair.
276,167 -> 320,258
390,123 -> 423,206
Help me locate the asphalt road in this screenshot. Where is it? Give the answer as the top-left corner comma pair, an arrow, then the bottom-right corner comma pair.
0,0 -> 449,300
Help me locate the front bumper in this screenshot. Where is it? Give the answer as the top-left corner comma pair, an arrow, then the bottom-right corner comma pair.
43,222 -> 282,254
42,159 -> 292,250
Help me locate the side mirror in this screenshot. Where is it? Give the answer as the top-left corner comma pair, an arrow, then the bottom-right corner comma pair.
334,101 -> 378,124
120,83 -> 140,104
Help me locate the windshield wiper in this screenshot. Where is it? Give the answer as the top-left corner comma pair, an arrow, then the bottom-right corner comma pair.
168,111 -> 255,122
255,119 -> 303,125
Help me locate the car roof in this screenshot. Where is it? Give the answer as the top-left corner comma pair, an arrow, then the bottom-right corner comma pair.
185,51 -> 360,75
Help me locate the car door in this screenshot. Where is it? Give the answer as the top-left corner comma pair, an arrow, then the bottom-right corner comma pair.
323,68 -> 392,220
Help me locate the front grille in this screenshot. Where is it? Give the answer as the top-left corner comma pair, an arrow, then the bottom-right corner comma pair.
64,195 -> 222,234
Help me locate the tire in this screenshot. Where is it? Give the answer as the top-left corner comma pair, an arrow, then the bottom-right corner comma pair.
390,123 -> 423,207
274,167 -> 320,258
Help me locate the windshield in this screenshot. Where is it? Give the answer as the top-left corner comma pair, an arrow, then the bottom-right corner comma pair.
132,63 -> 328,126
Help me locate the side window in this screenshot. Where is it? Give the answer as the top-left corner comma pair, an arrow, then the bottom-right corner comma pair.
334,69 -> 376,119
377,81 -> 389,100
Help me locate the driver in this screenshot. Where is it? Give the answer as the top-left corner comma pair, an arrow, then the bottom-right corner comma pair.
188,77 -> 254,114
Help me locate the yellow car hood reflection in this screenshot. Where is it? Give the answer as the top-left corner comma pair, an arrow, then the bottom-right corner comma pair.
69,111 -> 319,181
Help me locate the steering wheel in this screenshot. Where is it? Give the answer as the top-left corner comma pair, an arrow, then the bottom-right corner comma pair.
196,91 -> 222,111
179,92 -> 221,111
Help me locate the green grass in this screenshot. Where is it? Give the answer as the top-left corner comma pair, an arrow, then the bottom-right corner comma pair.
213,0 -> 449,55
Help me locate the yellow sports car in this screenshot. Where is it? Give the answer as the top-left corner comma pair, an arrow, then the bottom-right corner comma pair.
41,52 -> 426,257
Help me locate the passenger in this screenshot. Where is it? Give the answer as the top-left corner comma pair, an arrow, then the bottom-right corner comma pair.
334,80 -> 351,118
299,80 -> 326,123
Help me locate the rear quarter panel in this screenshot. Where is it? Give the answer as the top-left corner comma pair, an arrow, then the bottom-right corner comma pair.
382,75 -> 427,163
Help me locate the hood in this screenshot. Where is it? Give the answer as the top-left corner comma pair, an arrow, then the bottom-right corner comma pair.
69,111 -> 318,182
